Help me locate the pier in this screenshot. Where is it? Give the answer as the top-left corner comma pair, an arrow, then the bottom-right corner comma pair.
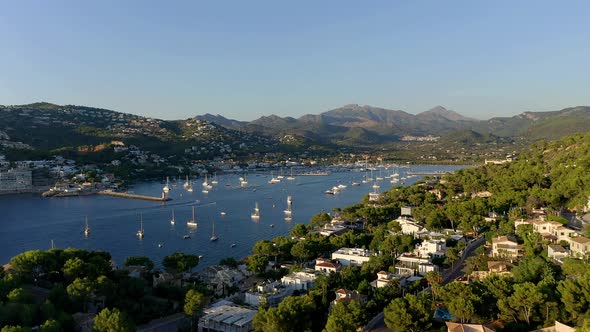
98,190 -> 171,202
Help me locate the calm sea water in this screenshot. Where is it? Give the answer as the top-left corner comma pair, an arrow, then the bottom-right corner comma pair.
0,166 -> 463,268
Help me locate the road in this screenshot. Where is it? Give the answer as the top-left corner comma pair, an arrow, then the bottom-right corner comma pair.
443,236 -> 485,285
365,236 -> 485,332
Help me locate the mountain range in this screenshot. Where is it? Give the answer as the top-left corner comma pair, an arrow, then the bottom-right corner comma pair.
196,104 -> 590,146
2,102 -> 590,162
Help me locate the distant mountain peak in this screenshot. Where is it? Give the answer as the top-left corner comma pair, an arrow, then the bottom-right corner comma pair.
418,106 -> 476,122
193,113 -> 247,129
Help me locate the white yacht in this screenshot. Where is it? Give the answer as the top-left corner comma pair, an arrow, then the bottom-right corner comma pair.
202,175 -> 213,189
163,177 -> 170,193
251,202 -> 260,220
268,172 -> 281,184
137,214 -> 145,239
187,206 -> 198,227
84,216 -> 90,237
170,209 -> 175,225
287,168 -> 296,180
240,176 -> 248,186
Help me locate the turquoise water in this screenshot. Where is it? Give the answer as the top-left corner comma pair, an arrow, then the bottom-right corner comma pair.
0,166 -> 462,268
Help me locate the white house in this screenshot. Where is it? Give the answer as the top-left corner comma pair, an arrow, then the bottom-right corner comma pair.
569,236 -> 590,258
393,216 -> 424,237
415,239 -> 447,258
553,225 -> 578,243
547,245 -> 569,261
314,258 -> 342,274
401,206 -> 414,216
281,271 -> 316,291
395,254 -> 439,276
372,271 -> 407,288
331,248 -> 376,267
315,223 -> 348,237
244,281 -> 291,307
491,236 -> 521,260
333,289 -> 366,305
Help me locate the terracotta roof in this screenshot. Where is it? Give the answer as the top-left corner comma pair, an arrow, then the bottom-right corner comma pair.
548,245 -> 567,253
316,262 -> 339,269
496,244 -> 519,250
493,235 -> 517,243
570,236 -> 590,244
487,261 -> 512,270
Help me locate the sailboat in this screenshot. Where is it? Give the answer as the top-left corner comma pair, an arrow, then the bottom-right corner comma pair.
372,170 -> 380,189
170,209 -> 175,225
163,176 -> 170,193
251,202 -> 260,220
202,174 -> 212,188
84,216 -> 90,237
268,172 -> 281,184
376,168 -> 384,181
187,206 -> 198,227
137,214 -> 145,239
240,175 -> 248,186
187,180 -> 194,192
284,196 -> 293,215
210,221 -> 218,241
211,173 -> 219,185
287,168 -> 296,180
183,175 -> 190,189
284,197 -> 293,221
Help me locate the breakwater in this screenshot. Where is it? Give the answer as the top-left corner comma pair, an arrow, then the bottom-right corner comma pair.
98,190 -> 171,202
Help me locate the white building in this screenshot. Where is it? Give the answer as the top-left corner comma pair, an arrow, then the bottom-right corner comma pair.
332,248 -> 376,267
569,236 -> 590,258
401,206 -> 414,216
314,224 -> 348,237
0,168 -> 32,192
198,303 -> 256,332
491,236 -> 521,260
393,216 -> 424,237
553,225 -> 578,243
244,281 -> 291,307
372,271 -> 408,288
395,254 -> 439,276
547,245 -> 569,262
315,258 -> 342,274
415,239 -> 447,258
281,271 -> 316,291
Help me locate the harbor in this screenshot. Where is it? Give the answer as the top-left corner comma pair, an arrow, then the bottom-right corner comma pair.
0,165 -> 463,269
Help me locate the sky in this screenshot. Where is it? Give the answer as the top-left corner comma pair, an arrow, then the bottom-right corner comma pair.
0,1 -> 589,121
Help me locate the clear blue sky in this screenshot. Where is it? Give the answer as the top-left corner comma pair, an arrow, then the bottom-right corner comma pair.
1,1 -> 589,121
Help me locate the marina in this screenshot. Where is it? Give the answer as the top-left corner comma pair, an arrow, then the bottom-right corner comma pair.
0,165 -> 462,269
